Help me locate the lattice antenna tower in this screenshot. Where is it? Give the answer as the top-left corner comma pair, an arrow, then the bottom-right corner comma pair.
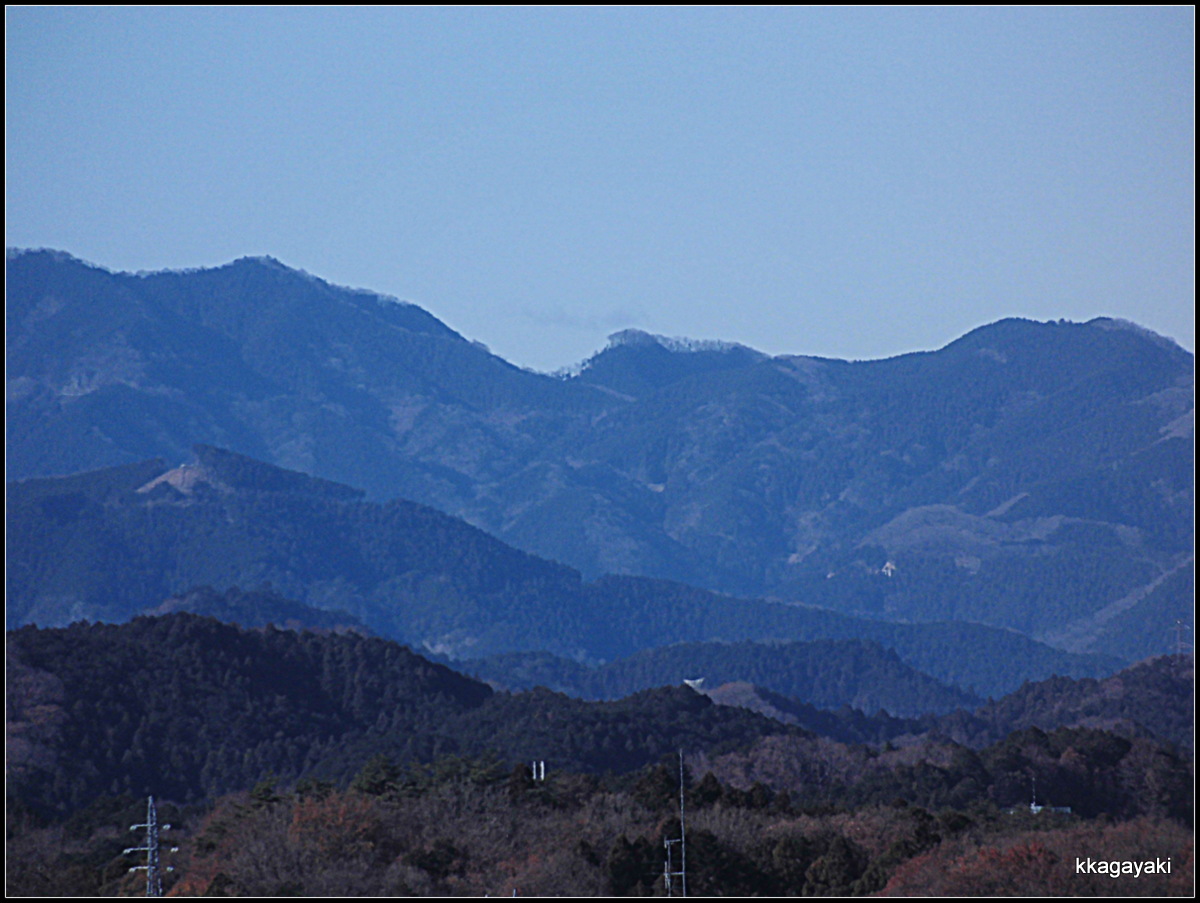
663,750 -> 687,896
1173,619 -> 1192,657
125,796 -> 175,897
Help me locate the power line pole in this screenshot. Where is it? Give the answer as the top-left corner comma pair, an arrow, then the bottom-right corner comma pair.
125,796 -> 172,897
663,751 -> 687,896
1174,620 -> 1192,657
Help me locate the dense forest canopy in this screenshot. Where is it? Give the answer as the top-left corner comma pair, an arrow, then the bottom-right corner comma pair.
6,617 -> 1193,897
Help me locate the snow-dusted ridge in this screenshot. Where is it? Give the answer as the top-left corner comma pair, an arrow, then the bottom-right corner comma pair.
1088,316 -> 1187,354
7,247 -> 112,271
604,327 -> 763,355
553,327 -> 767,379
7,247 -> 425,314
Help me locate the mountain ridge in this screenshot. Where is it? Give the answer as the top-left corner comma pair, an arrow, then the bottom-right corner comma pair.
6,250 -> 1193,660
6,446 -> 1123,698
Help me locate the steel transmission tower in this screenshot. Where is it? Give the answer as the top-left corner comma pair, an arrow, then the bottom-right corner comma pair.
663,751 -> 687,896
125,796 -> 172,897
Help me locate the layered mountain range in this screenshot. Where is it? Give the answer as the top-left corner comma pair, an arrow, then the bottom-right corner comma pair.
6,250 -> 1195,900
6,445 -> 1119,699
6,249 -> 1194,663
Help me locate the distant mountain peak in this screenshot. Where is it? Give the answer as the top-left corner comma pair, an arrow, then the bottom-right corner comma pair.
232,254 -> 289,269
136,461 -> 228,498
130,446 -> 369,503
604,327 -> 763,356
953,316 -> 1189,352
190,444 -> 366,500
1087,316 -> 1187,352
560,328 -> 769,393
7,251 -> 1192,666
7,246 -> 109,271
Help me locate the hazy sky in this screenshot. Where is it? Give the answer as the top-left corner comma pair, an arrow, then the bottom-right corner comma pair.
6,7 -> 1194,371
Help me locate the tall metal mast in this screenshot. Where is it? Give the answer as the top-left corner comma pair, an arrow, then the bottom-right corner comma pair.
1174,619 -> 1192,657
125,796 -> 171,897
663,751 -> 687,896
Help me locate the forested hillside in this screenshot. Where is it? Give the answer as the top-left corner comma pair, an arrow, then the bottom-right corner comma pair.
6,615 -> 801,818
463,639 -> 980,716
700,655 -> 1194,753
7,447 -> 1122,698
7,250 -> 1192,661
6,616 -> 1192,897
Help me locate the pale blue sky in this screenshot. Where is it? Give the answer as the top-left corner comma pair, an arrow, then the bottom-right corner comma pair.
6,7 -> 1194,371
